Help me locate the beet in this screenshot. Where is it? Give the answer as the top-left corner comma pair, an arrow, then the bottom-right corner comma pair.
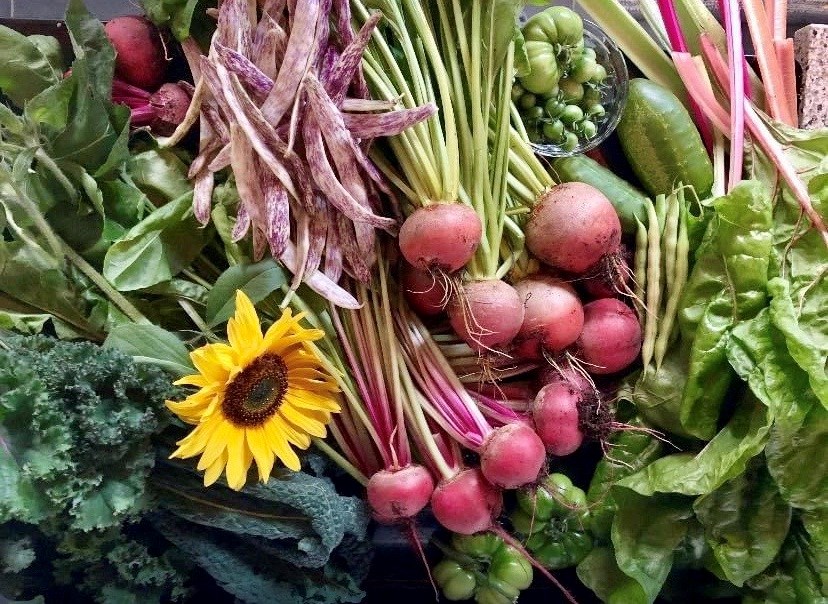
105,15 -> 167,91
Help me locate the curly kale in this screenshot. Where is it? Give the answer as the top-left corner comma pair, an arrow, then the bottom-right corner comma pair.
0,335 -> 189,602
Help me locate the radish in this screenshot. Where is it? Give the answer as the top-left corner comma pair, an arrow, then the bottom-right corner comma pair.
111,80 -> 191,136
479,422 -> 546,489
526,182 -> 622,274
577,298 -> 642,375
430,468 -> 503,534
447,279 -> 524,351
581,245 -> 633,299
401,263 -> 448,316
367,465 -> 435,523
533,380 -> 586,456
513,276 -> 584,359
398,204 -> 482,272
104,16 -> 167,91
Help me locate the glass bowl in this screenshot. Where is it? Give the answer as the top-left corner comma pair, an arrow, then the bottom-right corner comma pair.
523,19 -> 629,157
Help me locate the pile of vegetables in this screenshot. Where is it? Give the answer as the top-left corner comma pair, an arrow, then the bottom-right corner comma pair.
0,0 -> 825,603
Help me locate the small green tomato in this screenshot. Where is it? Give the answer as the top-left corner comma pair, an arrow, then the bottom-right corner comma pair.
543,119 -> 566,142
558,78 -> 584,103
560,104 -> 584,125
519,92 -> 538,110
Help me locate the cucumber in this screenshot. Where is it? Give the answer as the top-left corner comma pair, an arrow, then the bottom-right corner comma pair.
616,78 -> 713,198
551,154 -> 649,234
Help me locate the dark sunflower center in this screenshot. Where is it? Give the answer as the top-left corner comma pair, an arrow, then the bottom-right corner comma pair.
223,353 -> 288,427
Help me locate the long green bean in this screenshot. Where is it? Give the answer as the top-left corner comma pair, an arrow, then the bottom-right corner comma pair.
661,189 -> 681,297
633,217 -> 649,324
654,198 -> 690,367
641,200 -> 662,369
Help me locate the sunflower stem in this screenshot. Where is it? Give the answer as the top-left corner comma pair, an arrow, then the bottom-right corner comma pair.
313,437 -> 369,486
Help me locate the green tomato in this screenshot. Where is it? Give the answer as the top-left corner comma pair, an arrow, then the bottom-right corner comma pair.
433,560 -> 477,601
558,78 -> 584,103
581,119 -> 598,139
591,64 -> 608,82
582,86 -> 602,106
475,579 -> 521,604
452,532 -> 503,559
570,56 -> 598,84
562,131 -> 580,151
544,98 -> 565,117
582,47 -> 597,61
560,104 -> 584,125
587,104 -> 606,119
543,119 -> 566,142
511,83 -> 525,103
520,41 -> 561,95
519,92 -> 538,110
547,6 -> 583,45
490,546 -> 533,590
523,9 -> 560,44
528,128 -> 544,144
524,106 -> 545,121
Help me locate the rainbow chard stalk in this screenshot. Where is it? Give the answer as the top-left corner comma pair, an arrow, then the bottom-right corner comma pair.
719,0 -> 746,190
657,0 -> 714,151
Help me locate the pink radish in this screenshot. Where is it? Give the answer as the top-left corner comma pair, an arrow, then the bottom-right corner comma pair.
581,244 -> 633,299
479,422 -> 546,489
536,363 -> 592,392
526,183 -> 622,274
447,279 -> 524,351
401,263 -> 448,316
430,468 -> 503,534
367,465 -> 435,523
104,16 -> 167,91
577,298 -> 642,375
149,83 -> 191,136
533,380 -> 585,456
513,276 -> 584,359
398,204 -> 482,272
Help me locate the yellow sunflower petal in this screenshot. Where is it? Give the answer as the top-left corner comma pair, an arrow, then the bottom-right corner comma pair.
170,416 -> 222,459
264,418 -> 301,471
270,414 -> 312,449
246,427 -> 275,482
284,390 -> 341,413
280,404 -> 329,438
268,332 -> 324,357
227,291 -> 264,363
174,373 -> 211,387
203,449 -> 228,486
224,426 -> 250,490
190,343 -> 236,383
198,419 -> 233,470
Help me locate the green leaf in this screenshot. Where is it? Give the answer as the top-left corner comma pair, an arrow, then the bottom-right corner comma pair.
64,0 -> 115,99
0,26 -> 63,107
765,403 -> 828,511
103,192 -> 211,291
678,181 -> 774,439
127,150 -> 193,204
104,323 -> 194,377
0,311 -> 51,334
577,546 -> 645,603
206,259 -> 288,326
611,491 -> 693,603
142,0 -> 216,44
619,395 -> 771,497
694,460 -> 791,586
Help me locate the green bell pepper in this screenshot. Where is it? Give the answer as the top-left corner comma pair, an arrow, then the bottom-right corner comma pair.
511,473 -> 594,570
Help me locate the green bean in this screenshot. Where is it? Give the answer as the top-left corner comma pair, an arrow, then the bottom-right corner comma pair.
661,189 -> 681,298
641,199 -> 662,370
654,198 -> 690,367
633,217 -> 648,324
654,193 -> 668,233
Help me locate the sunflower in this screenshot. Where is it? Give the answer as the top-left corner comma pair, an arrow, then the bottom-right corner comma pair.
166,290 -> 341,490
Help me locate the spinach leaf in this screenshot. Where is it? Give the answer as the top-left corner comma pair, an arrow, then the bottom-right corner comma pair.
694,459 -> 791,586
206,260 -> 288,326
0,27 -> 63,107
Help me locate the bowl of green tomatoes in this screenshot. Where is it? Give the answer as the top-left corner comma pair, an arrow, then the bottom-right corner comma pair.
515,7 -> 628,156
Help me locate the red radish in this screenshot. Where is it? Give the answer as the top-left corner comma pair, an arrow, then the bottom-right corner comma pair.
430,468 -> 502,534
581,245 -> 633,299
479,422 -> 546,489
537,363 -> 592,392
398,204 -> 482,272
111,79 -> 191,136
577,298 -> 642,375
447,280 -> 524,351
367,465 -> 435,523
149,83 -> 191,136
533,380 -> 585,456
104,16 -> 167,91
513,276 -> 584,359
401,263 -> 448,316
526,183 -> 622,274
